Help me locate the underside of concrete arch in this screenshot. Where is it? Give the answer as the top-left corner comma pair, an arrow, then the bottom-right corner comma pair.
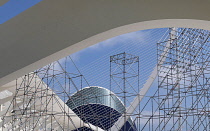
1,0 -> 210,86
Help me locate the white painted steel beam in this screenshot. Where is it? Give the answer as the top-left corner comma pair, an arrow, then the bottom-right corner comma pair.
0,95 -> 13,105
0,75 -> 104,131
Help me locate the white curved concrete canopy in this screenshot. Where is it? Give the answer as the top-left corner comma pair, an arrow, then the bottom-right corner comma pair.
1,0 -> 210,87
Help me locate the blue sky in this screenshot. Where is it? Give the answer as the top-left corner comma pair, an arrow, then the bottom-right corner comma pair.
47,28 -> 170,129
0,0 -> 42,24
44,28 -> 169,107
37,28 -> 168,110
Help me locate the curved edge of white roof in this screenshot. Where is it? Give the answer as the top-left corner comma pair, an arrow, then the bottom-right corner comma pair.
2,19 -> 210,88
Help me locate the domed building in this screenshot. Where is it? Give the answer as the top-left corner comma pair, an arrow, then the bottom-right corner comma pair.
66,86 -> 136,131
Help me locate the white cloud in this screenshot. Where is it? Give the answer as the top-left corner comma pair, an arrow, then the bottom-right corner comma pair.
88,30 -> 152,50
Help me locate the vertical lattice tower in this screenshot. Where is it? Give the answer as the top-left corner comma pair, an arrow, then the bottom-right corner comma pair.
110,52 -> 139,130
